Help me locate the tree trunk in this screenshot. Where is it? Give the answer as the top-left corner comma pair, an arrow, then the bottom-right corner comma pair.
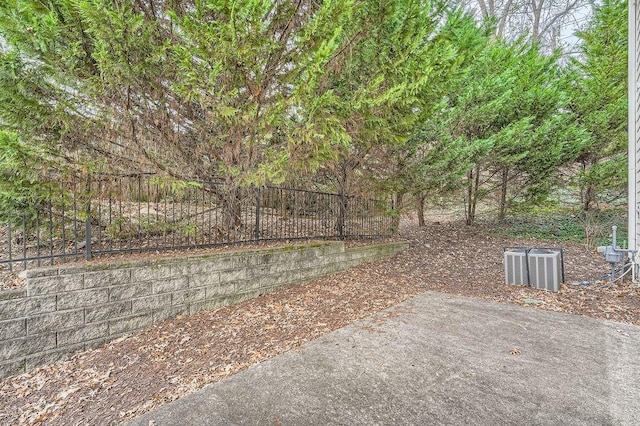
583,184 -> 594,212
465,167 -> 480,226
222,181 -> 242,230
465,169 -> 473,226
496,0 -> 515,38
391,191 -> 405,233
472,167 -> 480,222
334,161 -> 350,238
498,167 -> 509,222
416,193 -> 427,227
531,0 -> 544,43
580,159 -> 595,212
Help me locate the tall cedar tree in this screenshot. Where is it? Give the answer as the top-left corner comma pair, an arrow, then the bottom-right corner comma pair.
570,0 -> 628,211
0,0 -> 448,225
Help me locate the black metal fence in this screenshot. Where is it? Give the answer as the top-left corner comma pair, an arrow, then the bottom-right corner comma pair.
0,175 -> 394,272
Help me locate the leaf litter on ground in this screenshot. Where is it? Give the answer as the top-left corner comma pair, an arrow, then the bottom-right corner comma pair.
0,218 -> 638,425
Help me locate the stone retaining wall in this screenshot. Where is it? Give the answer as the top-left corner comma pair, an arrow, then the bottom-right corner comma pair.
0,241 -> 405,380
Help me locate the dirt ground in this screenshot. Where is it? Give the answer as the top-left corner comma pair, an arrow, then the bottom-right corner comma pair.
1,218 -> 638,425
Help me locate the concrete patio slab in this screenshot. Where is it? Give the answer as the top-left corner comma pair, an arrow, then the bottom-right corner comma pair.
127,291 -> 640,425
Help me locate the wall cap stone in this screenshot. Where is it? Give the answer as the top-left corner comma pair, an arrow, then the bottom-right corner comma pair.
25,242 -> 346,277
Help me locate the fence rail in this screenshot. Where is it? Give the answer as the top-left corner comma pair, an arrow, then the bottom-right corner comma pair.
0,176 -> 394,272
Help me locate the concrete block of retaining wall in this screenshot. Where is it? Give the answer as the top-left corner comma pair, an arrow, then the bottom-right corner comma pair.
55,266 -> 92,276
56,288 -> 110,311
293,257 -> 323,270
27,309 -> 85,335
153,305 -> 188,324
316,242 -> 345,256
57,323 -> 109,346
27,274 -> 83,296
0,333 -> 57,360
153,277 -> 189,294
189,272 -> 220,288
173,258 -> 234,276
109,312 -> 153,335
84,269 -> 131,288
206,281 -> 235,299
0,358 -> 25,378
25,342 -> 85,371
130,264 -> 173,282
0,318 -> 27,341
346,249 -> 369,260
258,270 -> 299,290
109,282 -> 152,302
241,253 -> 260,268
251,252 -> 280,267
188,299 -> 221,315
198,255 -> 244,273
348,259 -> 365,269
85,301 -> 133,323
0,289 -> 27,302
263,261 -> 297,275
257,249 -> 307,266
24,268 -> 58,279
83,331 -> 133,351
218,290 -> 262,308
84,336 -> 111,351
297,266 -> 337,283
132,294 -> 172,313
170,261 -> 201,276
235,277 -> 262,293
219,269 -> 246,284
172,288 -> 206,305
0,296 -> 56,321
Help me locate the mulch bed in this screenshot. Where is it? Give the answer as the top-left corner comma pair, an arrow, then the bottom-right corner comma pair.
1,220 -> 638,425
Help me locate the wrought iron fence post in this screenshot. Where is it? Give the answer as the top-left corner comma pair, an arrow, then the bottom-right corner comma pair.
389,195 -> 398,234
338,192 -> 346,239
254,186 -> 261,241
85,175 -> 92,261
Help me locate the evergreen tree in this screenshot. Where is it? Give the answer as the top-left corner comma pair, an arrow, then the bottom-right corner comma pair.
0,0 -> 450,225
425,24 -> 575,224
569,0 -> 628,211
